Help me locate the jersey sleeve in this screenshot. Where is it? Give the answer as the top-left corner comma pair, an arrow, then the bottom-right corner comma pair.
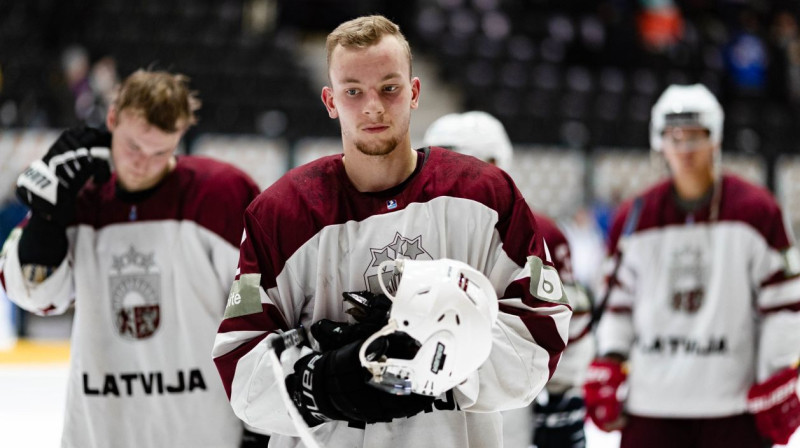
211,207 -> 298,434
751,202 -> 800,381
595,201 -> 636,359
538,219 -> 594,391
0,223 -> 76,316
454,185 -> 572,412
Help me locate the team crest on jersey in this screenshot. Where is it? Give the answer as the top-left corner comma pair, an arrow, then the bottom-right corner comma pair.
109,246 -> 161,340
668,247 -> 706,312
364,233 -> 432,294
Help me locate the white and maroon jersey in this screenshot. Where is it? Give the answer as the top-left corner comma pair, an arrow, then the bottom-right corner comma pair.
597,173 -> 800,418
212,147 -> 572,448
535,213 -> 594,391
0,156 -> 260,448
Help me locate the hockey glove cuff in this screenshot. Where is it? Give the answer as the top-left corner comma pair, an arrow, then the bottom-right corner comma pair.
583,358 -> 627,431
747,366 -> 800,445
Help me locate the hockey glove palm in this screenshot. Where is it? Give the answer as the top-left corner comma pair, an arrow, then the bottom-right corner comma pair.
533,390 -> 587,448
583,358 -> 627,431
747,366 -> 800,445
285,337 -> 434,426
16,127 -> 111,226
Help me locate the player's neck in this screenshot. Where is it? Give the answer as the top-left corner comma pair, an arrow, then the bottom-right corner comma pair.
672,170 -> 714,201
342,143 -> 417,193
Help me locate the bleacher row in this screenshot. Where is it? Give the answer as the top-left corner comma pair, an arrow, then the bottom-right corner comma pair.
3,129 -> 800,237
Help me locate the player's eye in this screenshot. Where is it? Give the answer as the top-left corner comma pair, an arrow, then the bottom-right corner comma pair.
346,88 -> 359,96
384,85 -> 398,93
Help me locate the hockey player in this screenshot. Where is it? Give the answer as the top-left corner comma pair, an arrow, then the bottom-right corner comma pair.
0,69 -> 263,447
584,83 -> 800,447
212,15 -> 572,448
424,111 -> 594,448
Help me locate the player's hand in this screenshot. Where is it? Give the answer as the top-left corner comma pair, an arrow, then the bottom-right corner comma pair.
285,337 -> 435,426
309,291 -> 392,351
583,358 -> 627,432
747,366 -> 800,445
16,127 -> 111,226
342,290 -> 392,325
533,390 -> 587,448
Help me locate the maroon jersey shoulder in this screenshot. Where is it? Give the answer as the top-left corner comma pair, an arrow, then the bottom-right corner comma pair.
177,156 -> 261,247
718,174 -> 789,250
246,148 -> 528,271
76,156 -> 259,247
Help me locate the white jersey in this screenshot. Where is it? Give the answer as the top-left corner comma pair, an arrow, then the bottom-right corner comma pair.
597,174 -> 800,418
1,156 -> 260,448
212,147 -> 572,448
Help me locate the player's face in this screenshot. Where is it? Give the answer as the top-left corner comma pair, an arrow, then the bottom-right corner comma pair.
107,108 -> 183,192
322,35 -> 420,156
662,126 -> 716,179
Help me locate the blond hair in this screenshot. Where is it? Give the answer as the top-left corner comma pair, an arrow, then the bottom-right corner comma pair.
113,69 -> 200,132
326,15 -> 412,77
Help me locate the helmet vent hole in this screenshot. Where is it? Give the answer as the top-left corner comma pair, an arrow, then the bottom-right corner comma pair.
403,320 -> 409,326
456,315 -> 461,325
437,314 -> 445,322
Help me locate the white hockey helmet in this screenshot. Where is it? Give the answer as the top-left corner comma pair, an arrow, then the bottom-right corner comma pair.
423,111 -> 513,170
650,83 -> 724,151
359,258 -> 499,397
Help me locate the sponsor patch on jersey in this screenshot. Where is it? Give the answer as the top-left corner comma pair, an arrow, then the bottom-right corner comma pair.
782,246 -> 800,277
224,273 -> 263,319
528,255 -> 568,305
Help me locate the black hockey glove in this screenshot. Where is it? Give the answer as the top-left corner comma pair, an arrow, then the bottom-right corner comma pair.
311,291 -> 393,352
533,391 -> 587,448
239,427 -> 270,448
285,337 -> 434,427
16,126 -> 111,227
342,290 -> 392,324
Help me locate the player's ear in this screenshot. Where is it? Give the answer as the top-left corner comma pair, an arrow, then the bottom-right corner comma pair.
410,77 -> 420,110
106,105 -> 118,131
321,87 -> 338,119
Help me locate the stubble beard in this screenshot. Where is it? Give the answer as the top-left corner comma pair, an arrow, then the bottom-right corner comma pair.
355,135 -> 400,157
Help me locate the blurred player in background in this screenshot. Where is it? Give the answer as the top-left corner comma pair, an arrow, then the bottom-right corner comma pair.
212,15 -> 571,448
0,69 -> 264,447
585,83 -> 800,447
424,111 -> 594,448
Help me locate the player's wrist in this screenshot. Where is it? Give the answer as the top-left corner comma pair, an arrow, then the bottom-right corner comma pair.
18,213 -> 68,267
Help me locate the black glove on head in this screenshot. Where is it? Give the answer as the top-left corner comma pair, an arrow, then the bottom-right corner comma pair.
16,126 -> 111,227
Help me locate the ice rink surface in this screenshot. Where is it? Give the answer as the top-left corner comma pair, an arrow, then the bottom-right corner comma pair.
1,361 -> 799,448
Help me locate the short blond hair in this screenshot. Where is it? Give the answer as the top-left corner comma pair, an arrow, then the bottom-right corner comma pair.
326,15 -> 412,77
113,69 -> 200,132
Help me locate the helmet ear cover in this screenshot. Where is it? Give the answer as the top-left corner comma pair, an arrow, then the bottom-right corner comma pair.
359,258 -> 499,397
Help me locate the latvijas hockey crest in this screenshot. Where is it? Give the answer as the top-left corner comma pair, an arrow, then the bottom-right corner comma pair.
364,233 -> 432,294
109,246 -> 161,339
669,246 -> 707,313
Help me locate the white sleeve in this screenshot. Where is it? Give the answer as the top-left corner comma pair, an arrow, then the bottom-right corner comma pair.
0,228 -> 75,316
596,249 -> 636,358
455,252 -> 572,412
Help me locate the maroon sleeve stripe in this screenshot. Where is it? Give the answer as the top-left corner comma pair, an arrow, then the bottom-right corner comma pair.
501,277 -> 567,309
761,271 -> 800,289
214,332 -> 270,399
760,301 -> 800,314
499,302 -> 565,379
606,306 -> 632,313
